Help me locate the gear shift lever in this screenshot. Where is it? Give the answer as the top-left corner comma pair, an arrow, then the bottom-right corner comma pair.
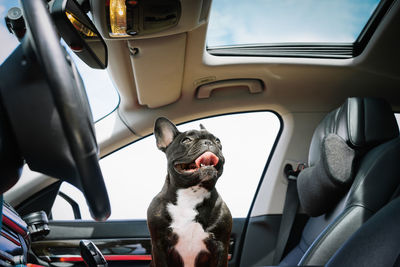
79,240 -> 108,267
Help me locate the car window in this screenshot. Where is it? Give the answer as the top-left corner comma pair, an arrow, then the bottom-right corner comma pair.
207,0 -> 381,47
50,112 -> 281,220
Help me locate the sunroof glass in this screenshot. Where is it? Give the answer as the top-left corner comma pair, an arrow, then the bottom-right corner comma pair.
207,0 -> 381,47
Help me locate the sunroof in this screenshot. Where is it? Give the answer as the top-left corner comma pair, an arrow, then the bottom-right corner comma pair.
207,0 -> 384,57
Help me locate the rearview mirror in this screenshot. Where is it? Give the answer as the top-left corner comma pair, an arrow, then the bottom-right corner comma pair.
51,0 -> 107,69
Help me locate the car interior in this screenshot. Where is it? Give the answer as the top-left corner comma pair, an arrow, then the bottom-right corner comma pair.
0,0 -> 400,266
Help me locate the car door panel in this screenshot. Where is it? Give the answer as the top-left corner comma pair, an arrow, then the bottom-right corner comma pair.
32,218 -> 246,266
239,214 -> 308,266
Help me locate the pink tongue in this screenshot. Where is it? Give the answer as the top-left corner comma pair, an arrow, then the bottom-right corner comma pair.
195,152 -> 219,167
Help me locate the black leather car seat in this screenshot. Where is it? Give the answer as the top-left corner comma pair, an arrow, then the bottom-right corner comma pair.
280,97 -> 400,266
326,196 -> 400,267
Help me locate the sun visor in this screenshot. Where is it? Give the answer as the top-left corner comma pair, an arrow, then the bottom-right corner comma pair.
128,33 -> 186,108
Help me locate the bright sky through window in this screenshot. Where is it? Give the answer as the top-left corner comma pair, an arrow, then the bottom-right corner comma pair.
207,0 -> 381,47
0,0 -> 119,122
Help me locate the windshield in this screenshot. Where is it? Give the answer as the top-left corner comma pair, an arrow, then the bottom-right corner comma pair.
207,0 -> 381,47
0,0 -> 119,122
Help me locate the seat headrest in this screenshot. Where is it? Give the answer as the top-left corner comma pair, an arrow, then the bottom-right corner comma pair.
309,97 -> 399,166
298,97 -> 399,217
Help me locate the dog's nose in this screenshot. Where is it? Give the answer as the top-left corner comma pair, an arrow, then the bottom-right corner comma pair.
204,140 -> 213,146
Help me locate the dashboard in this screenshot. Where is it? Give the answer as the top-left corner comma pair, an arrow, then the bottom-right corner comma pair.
0,202 -> 30,266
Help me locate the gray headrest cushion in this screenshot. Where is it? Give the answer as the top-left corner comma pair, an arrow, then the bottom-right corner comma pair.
297,134 -> 356,217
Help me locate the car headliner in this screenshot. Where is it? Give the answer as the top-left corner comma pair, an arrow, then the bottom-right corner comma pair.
90,0 -> 400,140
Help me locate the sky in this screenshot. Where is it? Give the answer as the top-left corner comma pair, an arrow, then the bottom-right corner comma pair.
207,0 -> 380,47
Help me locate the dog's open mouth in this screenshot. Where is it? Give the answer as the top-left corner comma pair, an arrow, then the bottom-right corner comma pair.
175,151 -> 219,174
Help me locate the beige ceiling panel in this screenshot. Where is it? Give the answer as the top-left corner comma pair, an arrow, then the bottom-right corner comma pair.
128,33 -> 186,108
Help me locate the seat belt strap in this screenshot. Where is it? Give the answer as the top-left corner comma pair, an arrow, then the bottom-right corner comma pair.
272,164 -> 305,265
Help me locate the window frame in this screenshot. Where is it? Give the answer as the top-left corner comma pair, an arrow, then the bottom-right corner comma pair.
50,110 -> 284,221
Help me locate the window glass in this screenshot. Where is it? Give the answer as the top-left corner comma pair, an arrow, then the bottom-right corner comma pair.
51,190 -> 76,220
0,1 -> 20,64
207,0 -> 380,47
66,47 -> 120,122
51,112 -> 281,220
395,114 -> 400,128
0,0 -> 119,122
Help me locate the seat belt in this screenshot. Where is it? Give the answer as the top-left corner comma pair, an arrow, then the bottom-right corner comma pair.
272,163 -> 305,265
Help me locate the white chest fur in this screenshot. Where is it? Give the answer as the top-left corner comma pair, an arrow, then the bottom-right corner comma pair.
167,186 -> 211,267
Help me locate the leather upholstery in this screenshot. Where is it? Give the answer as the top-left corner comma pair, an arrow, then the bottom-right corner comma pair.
280,97 -> 400,266
297,133 -> 356,217
326,197 -> 400,267
308,97 -> 398,166
299,138 -> 400,265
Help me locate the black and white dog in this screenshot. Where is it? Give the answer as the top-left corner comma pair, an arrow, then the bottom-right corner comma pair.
147,117 -> 232,267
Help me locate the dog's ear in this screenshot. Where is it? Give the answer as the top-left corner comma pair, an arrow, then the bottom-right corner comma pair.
200,124 -> 206,130
154,117 -> 180,152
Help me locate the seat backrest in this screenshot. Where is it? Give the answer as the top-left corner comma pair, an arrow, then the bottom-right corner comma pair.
280,97 -> 400,266
326,196 -> 400,267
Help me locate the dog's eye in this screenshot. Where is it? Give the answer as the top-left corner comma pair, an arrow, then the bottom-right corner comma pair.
215,138 -> 221,144
181,137 -> 192,144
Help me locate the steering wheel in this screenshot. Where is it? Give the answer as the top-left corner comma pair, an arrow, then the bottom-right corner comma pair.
10,0 -> 111,221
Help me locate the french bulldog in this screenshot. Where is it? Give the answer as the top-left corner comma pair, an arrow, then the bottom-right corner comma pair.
147,117 -> 232,267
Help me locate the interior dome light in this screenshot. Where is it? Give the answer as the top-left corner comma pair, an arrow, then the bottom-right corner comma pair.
109,0 -> 127,36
